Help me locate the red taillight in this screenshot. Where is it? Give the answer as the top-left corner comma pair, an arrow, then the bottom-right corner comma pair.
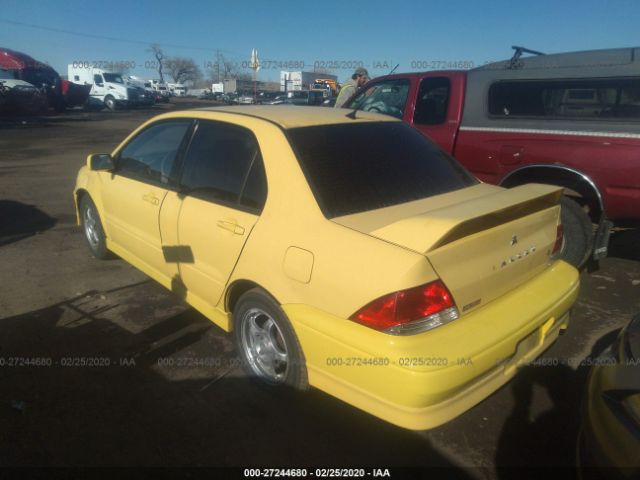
552,224 -> 564,255
349,280 -> 458,334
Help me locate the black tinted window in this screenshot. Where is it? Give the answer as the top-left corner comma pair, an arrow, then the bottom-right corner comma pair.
489,78 -> 640,119
288,122 -> 476,218
414,77 -> 450,125
239,159 -> 267,211
117,121 -> 191,185
181,121 -> 265,210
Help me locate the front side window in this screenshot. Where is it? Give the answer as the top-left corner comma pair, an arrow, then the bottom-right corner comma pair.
117,120 -> 191,185
180,121 -> 267,211
414,77 -> 450,125
488,78 -> 640,119
346,79 -> 410,119
288,122 -> 476,218
103,73 -> 124,84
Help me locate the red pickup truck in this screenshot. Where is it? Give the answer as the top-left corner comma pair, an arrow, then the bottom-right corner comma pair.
345,47 -> 640,268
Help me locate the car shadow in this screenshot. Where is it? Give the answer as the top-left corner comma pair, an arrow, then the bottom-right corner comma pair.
0,287 -> 476,476
607,226 -> 640,262
495,329 -> 621,479
0,200 -> 57,247
0,106 -> 167,130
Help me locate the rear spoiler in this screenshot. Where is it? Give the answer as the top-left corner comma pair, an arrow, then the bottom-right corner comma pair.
371,184 -> 563,253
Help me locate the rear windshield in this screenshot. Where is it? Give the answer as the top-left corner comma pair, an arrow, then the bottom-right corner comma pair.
287,122 -> 476,218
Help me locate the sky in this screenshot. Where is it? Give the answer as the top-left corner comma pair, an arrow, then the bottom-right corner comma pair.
1,0 -> 639,84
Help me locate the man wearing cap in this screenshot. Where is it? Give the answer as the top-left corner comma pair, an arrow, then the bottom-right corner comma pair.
334,67 -> 369,108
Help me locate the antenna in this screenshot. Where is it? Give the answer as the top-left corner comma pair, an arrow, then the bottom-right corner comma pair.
509,46 -> 545,69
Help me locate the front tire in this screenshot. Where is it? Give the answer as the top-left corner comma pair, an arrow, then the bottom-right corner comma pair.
559,196 -> 594,269
79,195 -> 110,259
233,288 -> 308,390
104,95 -> 117,111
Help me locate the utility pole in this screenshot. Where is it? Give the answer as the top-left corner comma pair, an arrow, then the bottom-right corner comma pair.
216,49 -> 221,83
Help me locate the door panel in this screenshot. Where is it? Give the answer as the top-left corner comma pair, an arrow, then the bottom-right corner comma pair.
176,197 -> 258,306
169,119 -> 268,308
101,175 -> 175,278
99,119 -> 192,281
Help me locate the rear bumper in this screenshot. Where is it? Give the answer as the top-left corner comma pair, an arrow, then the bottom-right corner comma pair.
284,260 -> 579,430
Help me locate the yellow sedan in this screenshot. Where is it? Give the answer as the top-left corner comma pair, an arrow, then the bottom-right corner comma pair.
74,106 -> 579,430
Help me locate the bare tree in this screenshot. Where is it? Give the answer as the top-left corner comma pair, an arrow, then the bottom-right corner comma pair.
166,57 -> 202,84
206,53 -> 251,82
147,44 -> 165,82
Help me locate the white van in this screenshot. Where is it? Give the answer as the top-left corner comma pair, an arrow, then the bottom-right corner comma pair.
68,65 -> 134,110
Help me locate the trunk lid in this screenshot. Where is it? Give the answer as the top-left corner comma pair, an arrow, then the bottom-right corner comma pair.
333,183 -> 563,315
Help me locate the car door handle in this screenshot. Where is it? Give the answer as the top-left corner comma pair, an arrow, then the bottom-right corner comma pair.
142,193 -> 160,205
216,219 -> 245,235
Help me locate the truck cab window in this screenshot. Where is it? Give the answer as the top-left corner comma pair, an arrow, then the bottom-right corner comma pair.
347,79 -> 410,119
414,77 -> 450,125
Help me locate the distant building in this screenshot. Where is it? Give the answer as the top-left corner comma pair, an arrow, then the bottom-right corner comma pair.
222,78 -> 279,93
280,71 -> 338,92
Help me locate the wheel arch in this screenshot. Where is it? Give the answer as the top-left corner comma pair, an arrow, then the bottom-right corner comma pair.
225,279 -> 282,316
500,164 -> 605,222
74,188 -> 89,224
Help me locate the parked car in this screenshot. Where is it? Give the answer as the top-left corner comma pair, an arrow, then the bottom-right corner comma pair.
237,94 -> 256,104
0,48 -> 65,111
199,91 -> 218,100
221,93 -> 239,105
0,77 -> 47,114
579,313 -> 640,479
257,91 -> 284,104
152,90 -> 169,104
73,106 -> 579,430
271,90 -> 324,106
345,47 -> 640,269
134,87 -> 155,107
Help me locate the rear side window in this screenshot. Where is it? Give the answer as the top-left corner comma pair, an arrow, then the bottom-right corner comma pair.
180,120 -> 267,212
488,78 -> 640,119
414,77 -> 450,125
287,122 -> 476,218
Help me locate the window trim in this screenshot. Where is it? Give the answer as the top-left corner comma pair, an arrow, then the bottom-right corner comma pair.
486,77 -> 640,122
175,119 -> 268,215
113,118 -> 196,190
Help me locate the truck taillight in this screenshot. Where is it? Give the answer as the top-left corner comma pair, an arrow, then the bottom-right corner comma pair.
552,224 -> 564,256
349,280 -> 459,335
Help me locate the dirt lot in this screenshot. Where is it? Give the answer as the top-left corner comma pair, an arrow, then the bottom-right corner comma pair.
1,98 -> 639,477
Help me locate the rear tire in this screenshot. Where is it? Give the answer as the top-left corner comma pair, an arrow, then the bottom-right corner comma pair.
233,288 -> 308,390
559,196 -> 593,269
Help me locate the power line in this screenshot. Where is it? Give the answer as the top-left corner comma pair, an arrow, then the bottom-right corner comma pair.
0,18 -> 242,55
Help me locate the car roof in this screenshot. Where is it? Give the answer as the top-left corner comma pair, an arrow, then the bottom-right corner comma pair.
192,105 -> 400,128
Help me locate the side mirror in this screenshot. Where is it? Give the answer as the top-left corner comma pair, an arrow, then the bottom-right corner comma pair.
87,153 -> 114,171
